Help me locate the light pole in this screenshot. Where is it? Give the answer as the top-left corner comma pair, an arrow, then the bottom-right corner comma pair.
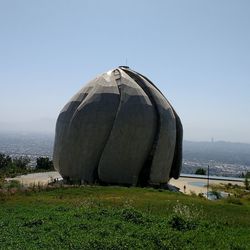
207,165 -> 210,198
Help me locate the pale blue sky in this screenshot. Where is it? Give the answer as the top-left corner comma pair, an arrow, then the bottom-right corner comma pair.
0,0 -> 249,142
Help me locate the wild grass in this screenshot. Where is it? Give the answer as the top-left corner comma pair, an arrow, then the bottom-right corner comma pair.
0,185 -> 249,249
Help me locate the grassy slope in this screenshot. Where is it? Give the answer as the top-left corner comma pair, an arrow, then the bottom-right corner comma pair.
0,186 -> 250,249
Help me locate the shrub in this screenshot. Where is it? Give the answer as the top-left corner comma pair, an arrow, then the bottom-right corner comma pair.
6,180 -> 22,189
36,157 -> 54,170
168,201 -> 202,231
172,201 -> 203,221
198,193 -> 205,199
12,156 -> 30,169
0,153 -> 12,169
244,177 -> 249,190
190,191 -> 197,197
195,168 -> 206,175
168,215 -> 197,231
226,197 -> 243,205
0,154 -> 32,178
120,207 -> 146,224
211,190 -> 221,199
0,177 -> 5,188
23,219 -> 44,227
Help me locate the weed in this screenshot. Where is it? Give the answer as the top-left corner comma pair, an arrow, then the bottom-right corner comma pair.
172,200 -> 203,221
6,180 -> 22,189
120,207 -> 146,224
23,219 -> 44,227
226,197 -> 243,205
168,214 -> 197,231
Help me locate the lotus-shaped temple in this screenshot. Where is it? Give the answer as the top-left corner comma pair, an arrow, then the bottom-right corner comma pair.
53,66 -> 183,186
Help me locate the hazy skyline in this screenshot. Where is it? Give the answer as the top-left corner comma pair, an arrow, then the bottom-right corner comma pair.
0,0 -> 250,143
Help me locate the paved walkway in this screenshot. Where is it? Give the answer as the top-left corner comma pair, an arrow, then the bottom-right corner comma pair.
6,172 -> 244,194
169,177 -> 244,194
6,171 -> 62,186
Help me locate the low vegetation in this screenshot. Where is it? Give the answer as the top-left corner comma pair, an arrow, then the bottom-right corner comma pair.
0,153 -> 54,178
211,182 -> 250,199
195,168 -> 206,175
0,183 -> 250,249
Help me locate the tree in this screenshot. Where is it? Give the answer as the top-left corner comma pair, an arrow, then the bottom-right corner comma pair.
0,153 -> 12,169
195,168 -> 206,175
13,156 -> 30,169
0,154 -> 32,178
36,157 -> 54,170
245,172 -> 250,178
244,176 -> 249,190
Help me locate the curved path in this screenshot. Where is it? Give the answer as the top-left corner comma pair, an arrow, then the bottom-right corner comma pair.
6,172 -> 244,195
6,171 -> 62,186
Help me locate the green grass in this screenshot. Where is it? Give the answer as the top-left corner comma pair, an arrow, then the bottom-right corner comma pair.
0,185 -> 250,249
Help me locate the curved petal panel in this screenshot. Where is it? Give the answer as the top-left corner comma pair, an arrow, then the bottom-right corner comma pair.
98,69 -> 157,185
54,74 -> 120,182
122,68 -> 177,184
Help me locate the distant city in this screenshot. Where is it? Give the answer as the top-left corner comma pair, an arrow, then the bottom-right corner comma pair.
0,132 -> 249,178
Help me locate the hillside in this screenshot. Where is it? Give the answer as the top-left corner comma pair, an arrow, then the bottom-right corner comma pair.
0,185 -> 249,249
1,132 -> 250,167
184,140 -> 250,165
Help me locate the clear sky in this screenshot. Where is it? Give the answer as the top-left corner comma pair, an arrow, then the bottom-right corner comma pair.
0,0 -> 249,143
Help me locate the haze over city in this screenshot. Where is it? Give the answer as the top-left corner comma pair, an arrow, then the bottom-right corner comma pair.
0,0 -> 249,143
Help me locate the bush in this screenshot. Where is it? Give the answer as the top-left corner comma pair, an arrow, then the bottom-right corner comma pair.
12,156 -> 30,169
36,157 -> 54,170
226,197 -> 243,205
23,219 -> 44,227
195,168 -> 206,175
6,180 -> 22,189
0,153 -> 12,169
244,177 -> 249,190
168,215 -> 197,231
242,171 -> 250,178
120,207 -> 146,224
211,190 -> 221,199
0,154 -> 32,178
0,177 -> 5,188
